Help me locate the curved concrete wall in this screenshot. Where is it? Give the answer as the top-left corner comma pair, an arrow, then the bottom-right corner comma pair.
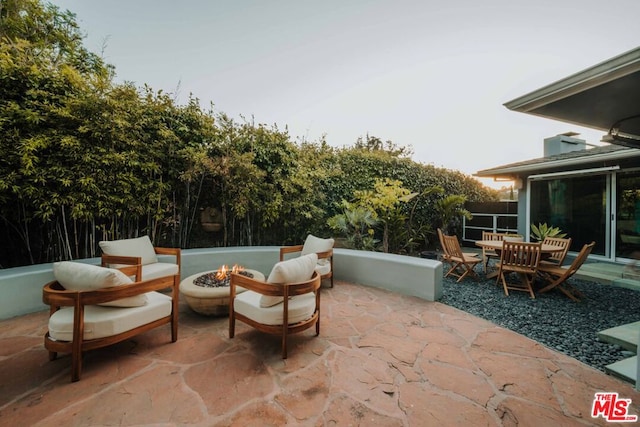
0,247 -> 443,320
334,249 -> 442,301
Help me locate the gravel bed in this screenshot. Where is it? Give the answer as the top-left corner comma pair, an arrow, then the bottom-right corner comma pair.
440,267 -> 640,373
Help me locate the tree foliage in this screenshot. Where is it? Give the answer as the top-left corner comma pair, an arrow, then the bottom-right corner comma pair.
0,0 -> 499,267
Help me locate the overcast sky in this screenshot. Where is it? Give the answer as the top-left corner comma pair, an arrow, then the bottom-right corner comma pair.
49,0 -> 640,188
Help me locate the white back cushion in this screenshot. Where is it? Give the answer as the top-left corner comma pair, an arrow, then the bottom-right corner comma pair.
261,253 -> 317,307
53,261 -> 147,307
267,253 -> 318,283
99,236 -> 158,265
301,235 -> 334,256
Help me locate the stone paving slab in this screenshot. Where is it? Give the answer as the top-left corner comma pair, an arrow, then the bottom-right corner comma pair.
0,281 -> 638,426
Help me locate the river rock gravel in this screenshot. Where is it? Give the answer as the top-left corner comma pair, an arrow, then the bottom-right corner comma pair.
440,270 -> 640,373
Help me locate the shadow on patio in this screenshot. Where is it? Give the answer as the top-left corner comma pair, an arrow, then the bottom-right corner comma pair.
1,281 -> 638,425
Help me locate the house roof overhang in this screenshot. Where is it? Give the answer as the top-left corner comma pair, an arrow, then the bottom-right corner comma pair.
504,47 -> 640,148
475,145 -> 638,179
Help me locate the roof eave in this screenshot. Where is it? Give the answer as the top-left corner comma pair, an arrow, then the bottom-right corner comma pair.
504,47 -> 640,119
475,148 -> 637,178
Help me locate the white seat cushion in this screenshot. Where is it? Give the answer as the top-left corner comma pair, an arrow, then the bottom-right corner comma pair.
235,290 -> 316,326
142,263 -> 179,280
99,236 -> 158,265
48,291 -> 172,341
315,261 -> 331,276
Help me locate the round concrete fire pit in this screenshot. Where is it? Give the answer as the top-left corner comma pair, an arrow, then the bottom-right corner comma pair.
180,268 -> 265,316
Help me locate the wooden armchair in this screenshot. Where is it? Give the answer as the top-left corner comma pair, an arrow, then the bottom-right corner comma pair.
280,234 -> 334,287
229,254 -> 321,359
43,262 -> 179,382
99,235 -> 181,286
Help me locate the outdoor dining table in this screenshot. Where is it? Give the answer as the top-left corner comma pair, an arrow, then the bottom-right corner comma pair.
474,239 -> 565,279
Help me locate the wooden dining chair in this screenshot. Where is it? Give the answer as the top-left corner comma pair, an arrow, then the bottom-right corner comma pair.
439,228 -> 477,265
537,241 -> 595,301
539,237 -> 572,267
496,241 -> 542,298
481,231 -> 505,273
441,234 -> 481,282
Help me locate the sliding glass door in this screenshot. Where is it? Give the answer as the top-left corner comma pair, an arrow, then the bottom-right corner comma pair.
615,170 -> 640,259
529,175 -> 607,256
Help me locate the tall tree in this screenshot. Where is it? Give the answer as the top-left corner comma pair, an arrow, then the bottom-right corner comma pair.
0,0 -> 110,263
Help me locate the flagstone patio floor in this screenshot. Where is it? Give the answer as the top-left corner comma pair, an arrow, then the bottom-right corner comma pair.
1,280 -> 638,426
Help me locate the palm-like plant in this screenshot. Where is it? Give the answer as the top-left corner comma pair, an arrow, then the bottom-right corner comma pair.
435,195 -> 472,235
327,203 -> 379,250
530,223 -> 567,241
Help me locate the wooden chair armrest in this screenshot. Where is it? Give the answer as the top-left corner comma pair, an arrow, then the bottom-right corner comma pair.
154,247 -> 181,270
154,247 -> 181,256
43,275 -> 177,307
87,276 -> 176,305
101,255 -> 142,281
230,273 -> 282,297
230,271 -> 320,299
279,245 -> 304,261
117,265 -> 142,281
315,249 -> 333,260
288,272 -> 321,295
101,254 -> 141,266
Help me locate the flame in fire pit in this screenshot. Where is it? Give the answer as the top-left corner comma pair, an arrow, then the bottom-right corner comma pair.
215,264 -> 244,280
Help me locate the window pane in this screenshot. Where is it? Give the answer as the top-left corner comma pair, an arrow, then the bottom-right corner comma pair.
530,176 -> 606,255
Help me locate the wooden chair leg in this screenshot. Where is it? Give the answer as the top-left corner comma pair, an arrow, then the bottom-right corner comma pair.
229,312 -> 236,338
171,276 -> 179,342
522,274 -> 535,299
444,262 -> 461,279
500,273 -> 510,296
282,330 -> 288,359
71,350 -> 82,382
171,321 -> 178,343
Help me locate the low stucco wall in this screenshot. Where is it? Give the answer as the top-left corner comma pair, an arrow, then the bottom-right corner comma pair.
0,247 -> 443,321
333,249 -> 442,301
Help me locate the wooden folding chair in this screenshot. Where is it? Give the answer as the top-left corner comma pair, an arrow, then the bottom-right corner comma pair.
481,231 -> 505,273
537,241 -> 595,301
539,237 -> 572,267
496,241 -> 542,298
442,234 -> 481,282
437,228 -> 451,265
438,228 -> 477,265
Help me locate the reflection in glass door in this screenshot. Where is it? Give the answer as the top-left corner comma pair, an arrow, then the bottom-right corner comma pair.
529,175 -> 607,256
616,170 -> 640,259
